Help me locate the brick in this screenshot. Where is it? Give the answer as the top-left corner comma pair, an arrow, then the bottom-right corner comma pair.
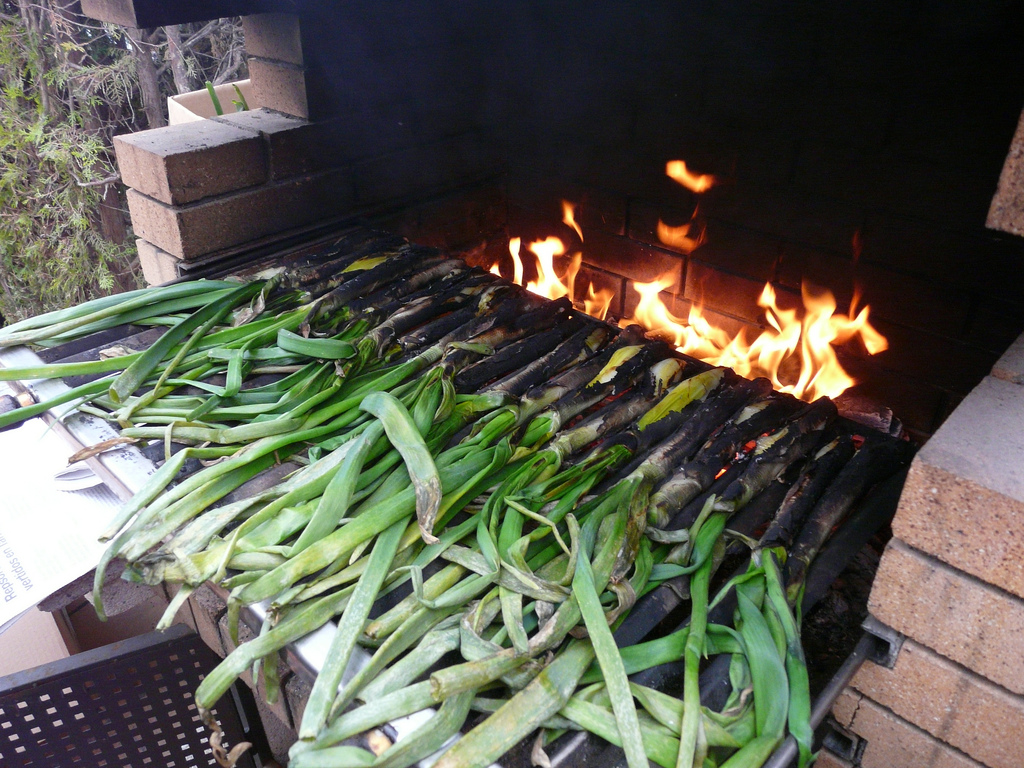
831,690 -> 986,768
684,260 -> 772,325
864,318 -> 998,397
242,13 -> 303,67
217,611 -> 292,729
775,243 -> 973,338
988,108 -> 1024,236
249,56 -> 308,119
579,229 -> 685,294
113,120 -> 267,205
851,637 -> 1024,768
890,376 -> 1024,598
868,538 -> 1024,695
576,264 -> 625,322
188,583 -> 226,657
689,219 -> 781,283
212,108 -> 319,180
992,331 -> 1024,385
352,132 -> 502,209
126,170 -> 353,259
136,238 -> 180,285
508,169 -> 627,238
813,751 -> 854,768
284,670 -> 312,730
830,355 -> 948,438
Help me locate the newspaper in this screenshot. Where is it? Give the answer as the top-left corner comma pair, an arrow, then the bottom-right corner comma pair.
0,416 -> 123,633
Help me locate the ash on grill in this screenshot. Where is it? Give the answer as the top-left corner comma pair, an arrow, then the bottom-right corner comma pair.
0,225 -> 913,768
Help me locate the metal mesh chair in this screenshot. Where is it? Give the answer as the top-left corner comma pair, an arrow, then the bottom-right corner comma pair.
0,624 -> 271,768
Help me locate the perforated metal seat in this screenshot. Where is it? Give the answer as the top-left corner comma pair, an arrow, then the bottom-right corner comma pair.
0,624 -> 270,768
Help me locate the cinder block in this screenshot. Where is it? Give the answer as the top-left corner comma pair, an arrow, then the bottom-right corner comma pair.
217,611 -> 293,730
284,671 -> 313,731
992,331 -> 1024,385
987,107 -> 1024,236
868,538 -> 1024,695
114,120 -> 267,205
890,376 -> 1024,599
137,238 -> 180,285
189,583 -> 227,657
126,170 -> 354,259
242,13 -> 303,66
212,107 -> 322,180
812,751 -> 853,768
851,637 -> 1024,768
248,56 -> 308,119
831,690 -> 987,768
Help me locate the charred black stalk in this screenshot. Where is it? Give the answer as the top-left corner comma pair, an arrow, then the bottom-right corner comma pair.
516,325 -> 648,420
757,433 -> 855,551
358,280 -> 496,361
519,338 -> 670,448
440,297 -> 575,376
645,393 -> 802,518
481,322 -> 615,399
714,396 -> 838,513
394,283 -> 520,355
601,375 -> 771,494
279,233 -> 408,292
454,315 -> 587,392
785,434 -> 914,601
307,247 -> 450,317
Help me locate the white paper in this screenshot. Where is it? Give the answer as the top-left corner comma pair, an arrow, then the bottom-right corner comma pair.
0,416 -> 123,633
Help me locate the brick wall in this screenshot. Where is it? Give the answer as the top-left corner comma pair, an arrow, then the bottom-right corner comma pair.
819,338 -> 1024,766
114,0 -> 1024,438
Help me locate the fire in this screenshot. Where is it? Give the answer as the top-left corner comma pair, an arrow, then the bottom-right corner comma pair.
624,278 -> 887,401
665,160 -> 716,193
489,159 -> 888,402
563,201 -> 584,242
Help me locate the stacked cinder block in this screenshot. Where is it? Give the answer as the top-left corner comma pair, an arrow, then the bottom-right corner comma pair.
115,108 -> 353,283
243,12 -> 308,119
821,334 -> 1024,767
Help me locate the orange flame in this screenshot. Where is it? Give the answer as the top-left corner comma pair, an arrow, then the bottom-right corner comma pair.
584,283 -> 615,321
488,159 -> 887,402
665,160 -> 716,193
563,201 -> 584,242
624,278 -> 887,401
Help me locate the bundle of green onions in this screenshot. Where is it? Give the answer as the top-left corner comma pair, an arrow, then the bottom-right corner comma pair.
0,228 -> 911,768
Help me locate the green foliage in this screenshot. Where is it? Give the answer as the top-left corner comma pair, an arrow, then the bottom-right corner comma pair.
0,9 -> 141,324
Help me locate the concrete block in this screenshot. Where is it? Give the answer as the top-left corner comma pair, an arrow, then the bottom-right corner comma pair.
868,538 -> 1024,695
189,583 -> 227,657
114,120 -> 267,206
891,376 -> 1024,598
217,611 -> 293,729
126,169 -> 353,260
242,13 -> 303,66
212,107 -> 321,179
992,331 -> 1024,385
831,690 -> 987,768
813,751 -> 854,768
284,670 -> 313,731
248,56 -> 308,119
987,108 -> 1024,236
851,637 -> 1024,768
137,238 -> 180,285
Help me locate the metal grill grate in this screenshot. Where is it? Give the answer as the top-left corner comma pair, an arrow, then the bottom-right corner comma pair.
0,625 -> 265,768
